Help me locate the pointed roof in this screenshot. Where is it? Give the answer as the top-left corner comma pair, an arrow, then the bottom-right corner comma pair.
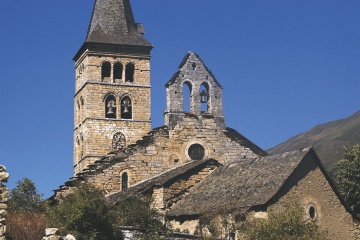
85,0 -> 152,47
165,52 -> 222,88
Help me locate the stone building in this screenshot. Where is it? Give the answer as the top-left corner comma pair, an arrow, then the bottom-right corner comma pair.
53,0 -> 360,239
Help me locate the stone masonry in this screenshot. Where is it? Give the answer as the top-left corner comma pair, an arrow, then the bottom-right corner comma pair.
0,166 -> 10,240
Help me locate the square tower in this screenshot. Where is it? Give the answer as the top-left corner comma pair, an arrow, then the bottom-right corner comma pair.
73,0 -> 153,174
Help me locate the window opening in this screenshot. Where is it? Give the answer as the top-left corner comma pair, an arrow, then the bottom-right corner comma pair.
105,95 -> 117,118
121,96 -> 132,119
122,172 -> 128,191
188,144 -> 205,160
183,82 -> 192,112
200,83 -> 209,112
101,61 -> 111,81
113,62 -> 123,82
308,204 -> 317,221
191,62 -> 196,70
125,63 -> 135,82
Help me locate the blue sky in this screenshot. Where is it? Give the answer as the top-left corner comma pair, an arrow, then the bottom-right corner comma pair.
0,0 -> 359,198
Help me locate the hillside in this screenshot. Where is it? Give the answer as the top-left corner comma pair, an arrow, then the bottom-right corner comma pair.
268,110 -> 360,169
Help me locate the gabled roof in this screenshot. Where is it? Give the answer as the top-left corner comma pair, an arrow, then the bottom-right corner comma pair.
85,0 -> 152,47
168,147 -> 314,217
107,158 -> 221,205
165,52 -> 222,88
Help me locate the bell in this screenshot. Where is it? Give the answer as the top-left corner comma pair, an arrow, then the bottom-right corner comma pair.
123,106 -> 129,113
107,100 -> 116,116
107,106 -> 115,115
200,90 -> 208,103
122,98 -> 131,113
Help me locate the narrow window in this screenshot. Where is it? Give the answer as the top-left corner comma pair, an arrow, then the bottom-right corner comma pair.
125,63 -> 135,82
105,95 -> 117,119
113,62 -> 123,82
122,172 -> 128,191
200,83 -> 209,112
191,62 -> 196,70
121,96 -> 132,119
101,61 -> 111,81
183,82 -> 192,112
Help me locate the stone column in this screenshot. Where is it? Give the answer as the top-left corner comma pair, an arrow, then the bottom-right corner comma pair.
0,165 -> 10,240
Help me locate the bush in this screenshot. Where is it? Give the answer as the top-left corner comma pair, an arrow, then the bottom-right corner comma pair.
113,196 -> 171,240
240,204 -> 328,240
47,183 -> 122,240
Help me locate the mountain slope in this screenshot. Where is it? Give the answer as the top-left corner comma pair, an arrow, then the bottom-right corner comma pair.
268,110 -> 360,168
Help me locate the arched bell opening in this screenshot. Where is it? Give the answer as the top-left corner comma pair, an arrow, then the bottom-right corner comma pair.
101,61 -> 111,81
121,96 -> 132,119
183,81 -> 192,113
105,95 -> 117,119
113,62 -> 123,82
200,82 -> 209,113
125,63 -> 135,82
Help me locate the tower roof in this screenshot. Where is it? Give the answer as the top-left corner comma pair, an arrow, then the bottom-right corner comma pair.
85,0 -> 152,47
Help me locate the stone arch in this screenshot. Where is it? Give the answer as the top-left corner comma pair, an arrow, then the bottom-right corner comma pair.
112,132 -> 126,151
105,95 -> 117,119
120,95 -> 132,119
113,62 -> 123,82
125,62 -> 135,82
120,169 -> 132,191
200,82 -> 210,112
101,61 -> 111,82
183,81 -> 193,112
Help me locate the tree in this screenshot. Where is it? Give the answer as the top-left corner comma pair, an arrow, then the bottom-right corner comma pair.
240,204 -> 328,240
47,183 -> 122,240
113,196 -> 171,240
7,178 -> 47,240
331,144 -> 360,216
8,177 -> 44,212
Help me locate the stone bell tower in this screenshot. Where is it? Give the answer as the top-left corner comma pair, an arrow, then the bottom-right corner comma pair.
73,0 -> 153,174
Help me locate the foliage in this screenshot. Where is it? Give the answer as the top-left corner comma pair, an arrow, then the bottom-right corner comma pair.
7,178 -> 47,240
331,144 -> 360,215
7,211 -> 47,240
8,178 -> 44,212
113,196 -> 172,240
240,204 -> 328,240
47,183 -> 122,240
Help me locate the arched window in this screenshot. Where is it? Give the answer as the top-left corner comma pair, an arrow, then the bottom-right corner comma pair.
200,83 -> 209,112
113,62 -> 123,82
121,96 -> 132,119
183,82 -> 192,112
105,95 -> 117,119
101,61 -> 111,81
122,172 -> 128,191
125,63 -> 135,82
112,132 -> 126,151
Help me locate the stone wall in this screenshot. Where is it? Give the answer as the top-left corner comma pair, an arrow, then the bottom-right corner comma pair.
270,155 -> 355,240
0,166 -> 10,240
78,115 -> 261,196
73,44 -> 152,174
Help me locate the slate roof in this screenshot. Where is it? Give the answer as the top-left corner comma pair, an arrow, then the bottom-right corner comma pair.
85,0 -> 152,47
167,147 -> 314,217
107,158 -> 221,205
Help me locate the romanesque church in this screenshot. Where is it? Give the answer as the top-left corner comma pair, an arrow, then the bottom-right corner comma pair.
53,0 -> 359,239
